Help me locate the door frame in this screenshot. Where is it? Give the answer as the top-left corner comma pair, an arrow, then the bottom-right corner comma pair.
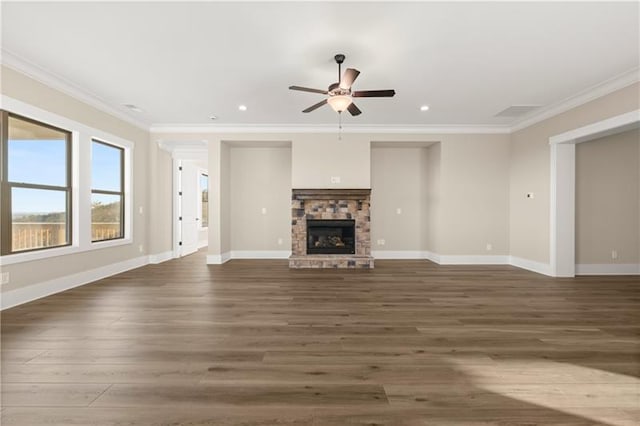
548,109 -> 639,277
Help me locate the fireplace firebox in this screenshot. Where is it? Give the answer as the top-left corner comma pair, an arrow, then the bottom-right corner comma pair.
306,219 -> 355,255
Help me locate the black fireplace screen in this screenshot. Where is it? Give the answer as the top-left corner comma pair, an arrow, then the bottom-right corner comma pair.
306,219 -> 356,255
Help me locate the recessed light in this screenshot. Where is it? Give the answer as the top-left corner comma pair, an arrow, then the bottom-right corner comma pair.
420,105 -> 430,112
238,105 -> 247,111
123,104 -> 144,113
209,115 -> 217,120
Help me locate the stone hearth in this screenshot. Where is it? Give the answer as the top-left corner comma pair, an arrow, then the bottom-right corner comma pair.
289,189 -> 373,268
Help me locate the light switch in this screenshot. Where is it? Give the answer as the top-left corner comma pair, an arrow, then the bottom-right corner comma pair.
396,208 -> 402,215
261,207 -> 267,215
331,176 -> 341,184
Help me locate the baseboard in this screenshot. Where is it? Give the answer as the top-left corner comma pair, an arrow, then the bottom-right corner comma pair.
148,251 -> 174,264
576,263 -> 640,275
230,250 -> 291,259
424,251 -> 440,263
372,250 -> 428,259
509,256 -> 553,276
438,255 -> 509,265
0,255 -> 148,310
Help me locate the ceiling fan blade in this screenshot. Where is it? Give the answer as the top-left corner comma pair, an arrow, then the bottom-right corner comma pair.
347,103 -> 362,116
302,99 -> 328,113
339,68 -> 360,89
289,85 -> 328,95
352,89 -> 396,98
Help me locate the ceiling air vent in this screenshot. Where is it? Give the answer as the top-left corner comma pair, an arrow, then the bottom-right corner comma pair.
494,105 -> 541,117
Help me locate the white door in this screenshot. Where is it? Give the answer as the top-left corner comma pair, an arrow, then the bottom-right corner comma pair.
180,162 -> 200,257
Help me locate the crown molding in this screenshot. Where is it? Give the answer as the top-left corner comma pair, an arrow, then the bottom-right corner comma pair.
150,123 -> 512,135
3,47 -> 637,136
1,48 -> 151,131
510,67 -> 640,133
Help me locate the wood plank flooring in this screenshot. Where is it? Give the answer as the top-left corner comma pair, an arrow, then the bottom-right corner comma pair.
1,250 -> 639,425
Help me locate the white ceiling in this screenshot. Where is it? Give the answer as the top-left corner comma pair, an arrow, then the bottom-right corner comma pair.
2,1 -> 638,129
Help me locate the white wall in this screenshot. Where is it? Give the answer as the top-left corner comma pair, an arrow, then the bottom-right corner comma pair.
576,128 -> 639,265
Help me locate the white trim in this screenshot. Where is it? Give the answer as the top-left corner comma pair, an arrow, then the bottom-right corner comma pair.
549,110 -> 640,145
0,95 -> 135,266
372,250 -> 428,259
1,49 -> 150,131
197,240 -> 208,249
150,124 -> 511,135
549,109 -> 640,278
230,250 -> 291,259
206,252 -> 231,265
576,264 -> 640,276
438,255 -> 509,265
509,256 -> 553,276
148,251 -> 174,264
0,256 -> 148,310
3,45 -> 636,136
512,68 -> 640,132
424,251 -> 441,263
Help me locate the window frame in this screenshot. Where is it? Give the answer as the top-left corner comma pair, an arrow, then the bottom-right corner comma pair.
0,110 -> 73,255
91,138 -> 125,243
0,95 -> 135,267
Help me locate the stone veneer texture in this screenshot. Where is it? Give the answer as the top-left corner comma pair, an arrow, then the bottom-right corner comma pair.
289,189 -> 373,269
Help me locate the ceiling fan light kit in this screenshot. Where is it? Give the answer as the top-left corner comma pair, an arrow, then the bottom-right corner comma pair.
289,53 -> 395,116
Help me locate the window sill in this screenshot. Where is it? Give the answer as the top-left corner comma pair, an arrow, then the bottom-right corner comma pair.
0,238 -> 132,266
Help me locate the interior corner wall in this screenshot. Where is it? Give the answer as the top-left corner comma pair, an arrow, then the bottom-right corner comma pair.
230,146 -> 292,252
576,128 -> 640,265
371,147 -> 427,252
509,82 -> 640,265
0,65 -> 150,294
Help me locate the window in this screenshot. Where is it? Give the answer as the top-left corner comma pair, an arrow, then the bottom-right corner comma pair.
91,140 -> 124,242
1,111 -> 72,255
200,173 -> 208,228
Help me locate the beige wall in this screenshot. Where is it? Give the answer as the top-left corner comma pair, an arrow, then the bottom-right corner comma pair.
292,133 -> 371,189
510,82 -> 640,264
425,143 -> 442,253
1,66 -> 150,292
371,147 -> 427,251
576,128 -> 640,264
439,134 -> 510,255
147,143 -> 173,255
230,147 -> 292,251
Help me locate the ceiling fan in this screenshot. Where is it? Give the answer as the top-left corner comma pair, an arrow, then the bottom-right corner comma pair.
289,54 -> 395,116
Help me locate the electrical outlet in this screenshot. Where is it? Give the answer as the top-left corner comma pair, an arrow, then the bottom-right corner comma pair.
139,206 -> 144,214
138,244 -> 144,253
330,176 -> 341,184
277,238 -> 283,245
1,272 -> 9,286
611,250 -> 618,260
261,207 -> 267,215
396,208 -> 402,215
377,239 -> 386,246
486,243 -> 493,251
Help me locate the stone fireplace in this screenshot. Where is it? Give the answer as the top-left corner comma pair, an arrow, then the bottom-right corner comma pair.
289,189 -> 373,268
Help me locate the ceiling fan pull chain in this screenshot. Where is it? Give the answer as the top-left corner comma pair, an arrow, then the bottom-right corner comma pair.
338,112 -> 343,140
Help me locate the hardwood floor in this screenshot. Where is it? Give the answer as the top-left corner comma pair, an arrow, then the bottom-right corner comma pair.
1,250 -> 639,425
